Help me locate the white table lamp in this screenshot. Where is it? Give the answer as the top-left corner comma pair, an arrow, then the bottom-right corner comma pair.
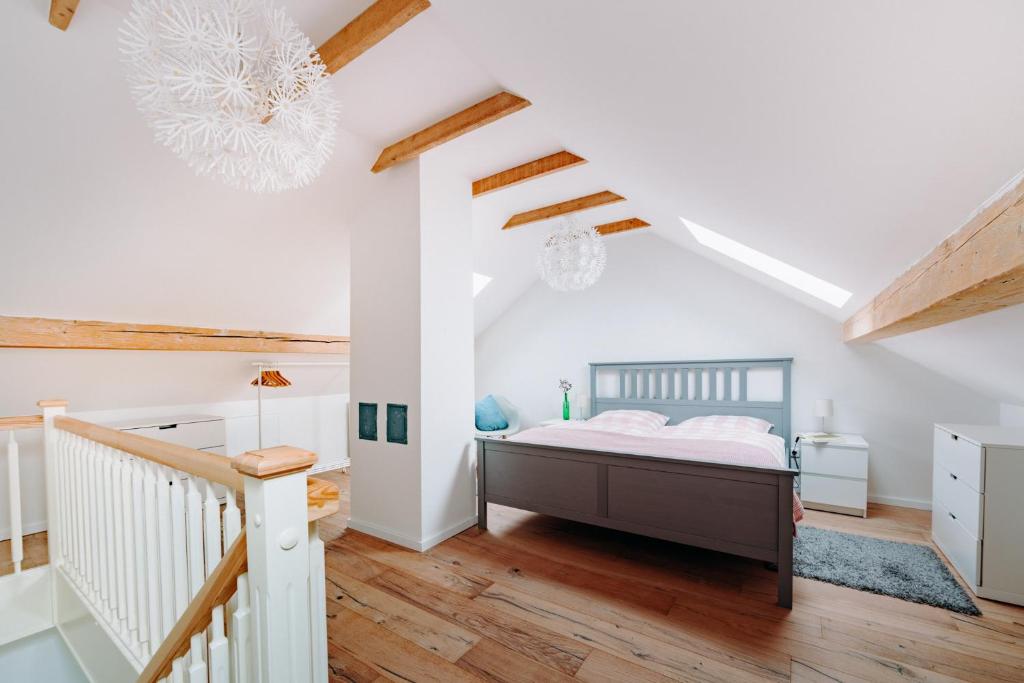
814,399 -> 834,434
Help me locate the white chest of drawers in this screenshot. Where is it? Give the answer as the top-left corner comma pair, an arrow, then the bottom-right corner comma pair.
932,424 -> 1024,606
798,434 -> 869,518
104,414 -> 226,455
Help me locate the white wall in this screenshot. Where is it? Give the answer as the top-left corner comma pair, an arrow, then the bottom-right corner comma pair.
1001,403 -> 1024,428
349,154 -> 475,550
475,234 -> 999,509
419,154 -> 476,548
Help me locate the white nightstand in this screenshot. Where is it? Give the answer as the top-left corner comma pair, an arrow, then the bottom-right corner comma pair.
797,433 -> 869,518
540,418 -> 584,427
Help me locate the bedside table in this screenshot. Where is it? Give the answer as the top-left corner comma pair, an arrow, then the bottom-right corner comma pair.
540,418 -> 584,427
797,433 -> 869,518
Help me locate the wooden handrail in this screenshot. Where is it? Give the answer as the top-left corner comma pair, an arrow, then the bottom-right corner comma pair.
55,416 -> 245,490
307,476 -> 340,522
0,415 -> 43,431
138,530 -> 248,682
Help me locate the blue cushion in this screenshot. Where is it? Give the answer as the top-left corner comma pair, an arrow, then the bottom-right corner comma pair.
475,395 -> 509,431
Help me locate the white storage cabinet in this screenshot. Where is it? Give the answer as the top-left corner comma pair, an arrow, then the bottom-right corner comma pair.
932,423 -> 1024,606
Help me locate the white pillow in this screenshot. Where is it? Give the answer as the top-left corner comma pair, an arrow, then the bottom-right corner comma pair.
680,415 -> 773,433
585,410 -> 670,436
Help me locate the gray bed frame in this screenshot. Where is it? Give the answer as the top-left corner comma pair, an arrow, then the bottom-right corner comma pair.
476,358 -> 798,607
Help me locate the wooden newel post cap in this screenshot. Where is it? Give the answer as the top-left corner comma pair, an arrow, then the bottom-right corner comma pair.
231,446 -> 317,479
37,399 -> 69,408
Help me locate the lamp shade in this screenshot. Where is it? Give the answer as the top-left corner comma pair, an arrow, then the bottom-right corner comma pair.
814,399 -> 834,418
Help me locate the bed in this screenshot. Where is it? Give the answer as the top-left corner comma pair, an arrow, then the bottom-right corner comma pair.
475,358 -> 799,607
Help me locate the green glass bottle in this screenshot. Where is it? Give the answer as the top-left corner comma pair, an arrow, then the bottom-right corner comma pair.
562,392 -> 570,420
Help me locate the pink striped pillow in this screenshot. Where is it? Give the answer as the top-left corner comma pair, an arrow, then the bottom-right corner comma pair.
681,415 -> 773,433
585,410 -> 670,436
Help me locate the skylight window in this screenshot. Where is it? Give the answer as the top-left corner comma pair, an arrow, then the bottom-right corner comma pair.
680,218 -> 852,308
473,272 -> 492,297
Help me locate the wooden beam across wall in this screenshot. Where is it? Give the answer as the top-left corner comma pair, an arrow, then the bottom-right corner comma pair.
317,0 -> 431,74
372,92 -> 531,173
472,151 -> 587,197
503,191 -> 625,230
595,218 -> 650,236
49,0 -> 79,30
843,176 -> 1024,343
0,316 -> 350,354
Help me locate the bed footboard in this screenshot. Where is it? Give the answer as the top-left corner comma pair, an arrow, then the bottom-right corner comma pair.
477,438 -> 796,608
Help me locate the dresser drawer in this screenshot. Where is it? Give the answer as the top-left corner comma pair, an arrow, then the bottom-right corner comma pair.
801,444 -> 868,479
801,473 -> 867,512
933,500 -> 981,588
933,464 -> 983,538
934,426 -> 984,493
126,419 -> 225,451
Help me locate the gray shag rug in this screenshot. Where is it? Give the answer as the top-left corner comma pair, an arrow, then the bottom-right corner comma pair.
794,526 -> 981,615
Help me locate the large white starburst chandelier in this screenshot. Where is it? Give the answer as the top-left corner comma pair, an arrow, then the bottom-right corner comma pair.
119,0 -> 340,192
537,218 -> 607,291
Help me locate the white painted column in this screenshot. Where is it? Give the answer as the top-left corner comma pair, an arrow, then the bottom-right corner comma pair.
349,153 -> 475,550
232,446 -> 316,683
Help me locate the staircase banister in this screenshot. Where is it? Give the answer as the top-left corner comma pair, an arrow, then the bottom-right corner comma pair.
137,530 -> 248,683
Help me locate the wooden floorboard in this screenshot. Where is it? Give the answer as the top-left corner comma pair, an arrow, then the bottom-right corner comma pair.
315,471 -> 1024,682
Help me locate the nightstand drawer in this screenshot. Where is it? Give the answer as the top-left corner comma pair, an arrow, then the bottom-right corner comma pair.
801,444 -> 868,480
801,474 -> 867,512
934,426 -> 984,493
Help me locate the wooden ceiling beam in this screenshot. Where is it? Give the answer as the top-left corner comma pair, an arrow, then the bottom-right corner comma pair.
472,151 -> 587,197
502,191 -> 625,230
372,92 -> 531,173
317,0 -> 431,74
595,218 -> 651,236
0,316 -> 349,354
49,0 -> 79,31
843,176 -> 1024,343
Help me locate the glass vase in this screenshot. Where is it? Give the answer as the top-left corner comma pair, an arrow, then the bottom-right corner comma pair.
562,392 -> 570,420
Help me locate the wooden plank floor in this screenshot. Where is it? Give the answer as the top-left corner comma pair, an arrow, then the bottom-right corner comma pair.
6,470 -> 1021,681
318,471 -> 1024,683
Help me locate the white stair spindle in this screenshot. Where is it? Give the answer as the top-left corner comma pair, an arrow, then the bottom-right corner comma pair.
187,634 -> 208,683
203,482 -> 222,577
223,489 -> 241,548
171,658 -> 185,683
112,449 -> 129,635
87,437 -> 101,596
208,605 -> 229,683
187,633 -> 209,683
170,472 -> 189,620
102,446 -> 117,616
228,573 -> 251,683
122,450 -> 140,651
133,458 -> 152,659
186,477 -> 205,598
157,466 -> 176,636
144,461 -> 163,643
74,435 -> 88,587
7,431 -> 23,574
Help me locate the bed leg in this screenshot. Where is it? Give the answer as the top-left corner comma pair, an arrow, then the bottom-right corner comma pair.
477,441 -> 488,531
777,478 -> 793,608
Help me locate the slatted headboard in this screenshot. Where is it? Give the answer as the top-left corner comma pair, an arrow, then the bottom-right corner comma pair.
589,358 -> 793,452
